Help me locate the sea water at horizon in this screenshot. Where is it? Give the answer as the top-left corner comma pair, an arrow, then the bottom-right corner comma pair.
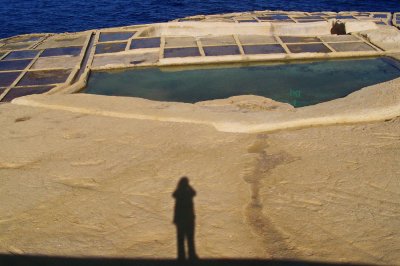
0,0 -> 398,39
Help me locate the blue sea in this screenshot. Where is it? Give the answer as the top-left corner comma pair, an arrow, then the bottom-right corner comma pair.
0,0 -> 398,39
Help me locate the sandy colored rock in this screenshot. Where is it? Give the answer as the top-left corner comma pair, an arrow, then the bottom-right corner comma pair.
1,9 -> 400,266
360,26 -> 400,51
196,95 -> 295,112
344,21 -> 378,34
0,101 -> 399,265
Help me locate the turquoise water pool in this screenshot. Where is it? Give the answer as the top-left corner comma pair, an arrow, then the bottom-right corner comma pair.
83,57 -> 400,107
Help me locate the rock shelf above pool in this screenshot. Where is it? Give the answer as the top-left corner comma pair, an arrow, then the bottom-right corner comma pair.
0,10 -> 400,132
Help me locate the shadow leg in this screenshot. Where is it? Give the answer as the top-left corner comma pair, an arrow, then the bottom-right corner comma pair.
177,225 -> 186,260
187,220 -> 197,259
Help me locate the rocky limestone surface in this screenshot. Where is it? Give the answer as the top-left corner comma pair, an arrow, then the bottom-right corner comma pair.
0,102 -> 399,265
1,10 -> 400,265
360,26 -> 400,51
195,95 -> 295,113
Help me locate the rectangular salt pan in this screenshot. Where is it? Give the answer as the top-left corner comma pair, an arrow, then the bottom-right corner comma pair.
238,35 -> 277,45
164,37 -> 197,48
280,36 -> 321,43
258,15 -> 290,20
1,86 -> 55,102
99,32 -> 136,42
130,38 -> 161,49
0,72 -> 21,87
0,59 -> 32,71
164,47 -> 201,58
6,36 -> 42,43
243,44 -> 286,55
0,42 -> 33,51
200,36 -> 236,46
41,46 -> 82,57
328,42 -> 376,52
95,42 -> 127,54
4,50 -> 40,60
287,43 -> 331,53
203,45 -> 241,56
319,35 -> 360,42
373,14 -> 388,18
17,69 -> 71,86
237,20 -> 258,23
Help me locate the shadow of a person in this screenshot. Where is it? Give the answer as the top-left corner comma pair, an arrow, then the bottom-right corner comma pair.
173,177 -> 198,261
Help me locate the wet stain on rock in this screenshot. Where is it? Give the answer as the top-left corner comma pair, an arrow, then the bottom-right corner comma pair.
15,116 -> 31,123
243,133 -> 300,257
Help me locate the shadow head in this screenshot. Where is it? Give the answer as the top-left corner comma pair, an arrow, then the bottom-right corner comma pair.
178,176 -> 190,188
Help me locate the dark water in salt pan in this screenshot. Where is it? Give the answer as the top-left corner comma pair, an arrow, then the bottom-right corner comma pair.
84,57 -> 400,107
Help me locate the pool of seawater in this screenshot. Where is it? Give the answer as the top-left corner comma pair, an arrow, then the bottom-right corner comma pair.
83,57 -> 400,107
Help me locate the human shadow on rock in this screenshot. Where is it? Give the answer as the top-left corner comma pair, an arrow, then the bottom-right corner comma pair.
173,176 -> 198,261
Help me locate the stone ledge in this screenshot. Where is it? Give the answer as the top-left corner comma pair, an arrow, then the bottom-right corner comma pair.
12,76 -> 400,133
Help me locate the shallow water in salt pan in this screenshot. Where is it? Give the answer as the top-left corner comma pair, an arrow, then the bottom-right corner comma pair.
84,57 -> 400,107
